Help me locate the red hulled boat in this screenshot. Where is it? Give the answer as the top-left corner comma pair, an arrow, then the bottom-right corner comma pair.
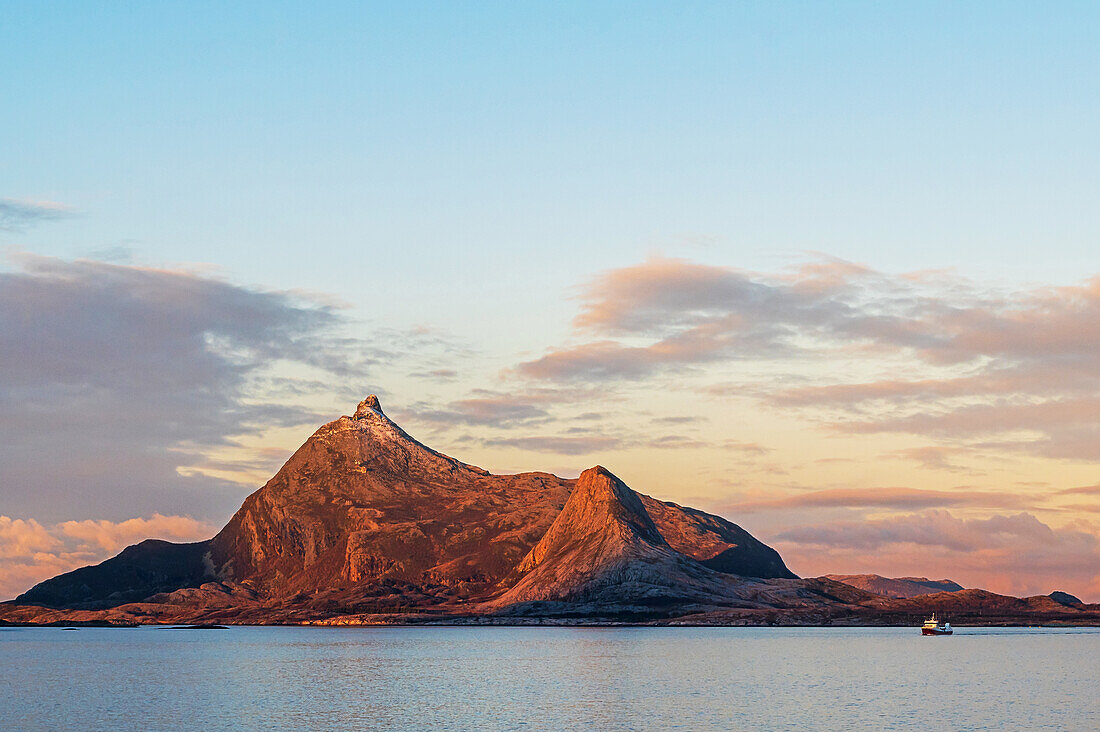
921,612 -> 953,635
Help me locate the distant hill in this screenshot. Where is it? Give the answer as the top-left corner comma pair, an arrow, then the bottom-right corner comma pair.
1048,591 -> 1083,606
824,574 -> 964,599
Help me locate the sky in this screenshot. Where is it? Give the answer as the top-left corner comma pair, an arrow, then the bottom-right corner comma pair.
2,1 -> 1099,601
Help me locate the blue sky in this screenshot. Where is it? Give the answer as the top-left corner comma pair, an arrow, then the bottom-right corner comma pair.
8,2 -> 1100,305
3,2 -> 1100,600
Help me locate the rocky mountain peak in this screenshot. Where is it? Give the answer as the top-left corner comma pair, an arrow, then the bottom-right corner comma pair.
503,465 -> 668,588
354,394 -> 383,419
571,466 -> 667,547
489,464 -> 750,608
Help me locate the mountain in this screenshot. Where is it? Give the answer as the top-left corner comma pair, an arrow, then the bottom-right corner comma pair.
823,574 -> 965,599
12,396 -> 799,622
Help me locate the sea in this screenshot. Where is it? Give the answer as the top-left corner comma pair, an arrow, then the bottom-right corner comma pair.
1,625 -> 1097,731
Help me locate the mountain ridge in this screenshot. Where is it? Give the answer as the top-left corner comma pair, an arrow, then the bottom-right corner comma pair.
824,574 -> 965,599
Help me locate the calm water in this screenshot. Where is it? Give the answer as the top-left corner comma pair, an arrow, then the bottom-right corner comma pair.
1,626 -> 1097,731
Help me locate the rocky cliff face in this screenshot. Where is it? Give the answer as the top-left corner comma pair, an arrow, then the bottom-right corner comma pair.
15,396 -> 797,618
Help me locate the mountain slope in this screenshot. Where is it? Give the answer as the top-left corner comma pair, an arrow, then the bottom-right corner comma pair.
643,497 -> 795,579
868,588 -> 1091,618
1048,591 -> 1084,606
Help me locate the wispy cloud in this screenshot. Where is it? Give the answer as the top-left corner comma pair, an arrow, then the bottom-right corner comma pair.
645,435 -> 708,449
721,440 -> 772,456
515,256 -> 910,381
0,198 -> 77,231
514,255 -> 1100,462
887,445 -> 976,473
410,368 -> 459,381
481,435 -> 621,455
651,415 -> 705,425
410,390 -> 553,427
1061,484 -> 1100,496
406,386 -> 604,429
726,487 -> 1029,513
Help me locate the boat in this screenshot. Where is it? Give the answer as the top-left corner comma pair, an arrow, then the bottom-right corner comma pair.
921,612 -> 953,635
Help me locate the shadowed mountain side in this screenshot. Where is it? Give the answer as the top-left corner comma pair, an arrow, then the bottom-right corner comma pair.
643,497 -> 795,579
1048,591 -> 1084,606
824,574 -> 964,599
15,540 -> 213,610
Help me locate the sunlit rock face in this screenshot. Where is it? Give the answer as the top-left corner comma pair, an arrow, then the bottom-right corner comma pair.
489,466 -> 755,609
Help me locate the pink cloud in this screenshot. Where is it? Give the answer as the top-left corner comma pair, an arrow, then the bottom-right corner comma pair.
516,340 -> 696,381
725,487 -> 1029,513
407,387 -> 605,428
514,256 -> 1100,462
55,514 -> 215,553
646,435 -> 708,449
0,514 -> 216,601
1062,484 -> 1100,496
721,440 -> 772,455
767,372 -> 1048,407
0,517 -> 62,559
886,445 -> 976,473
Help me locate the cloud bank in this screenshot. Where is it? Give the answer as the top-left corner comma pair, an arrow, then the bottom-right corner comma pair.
0,514 -> 216,601
0,253 -> 372,521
